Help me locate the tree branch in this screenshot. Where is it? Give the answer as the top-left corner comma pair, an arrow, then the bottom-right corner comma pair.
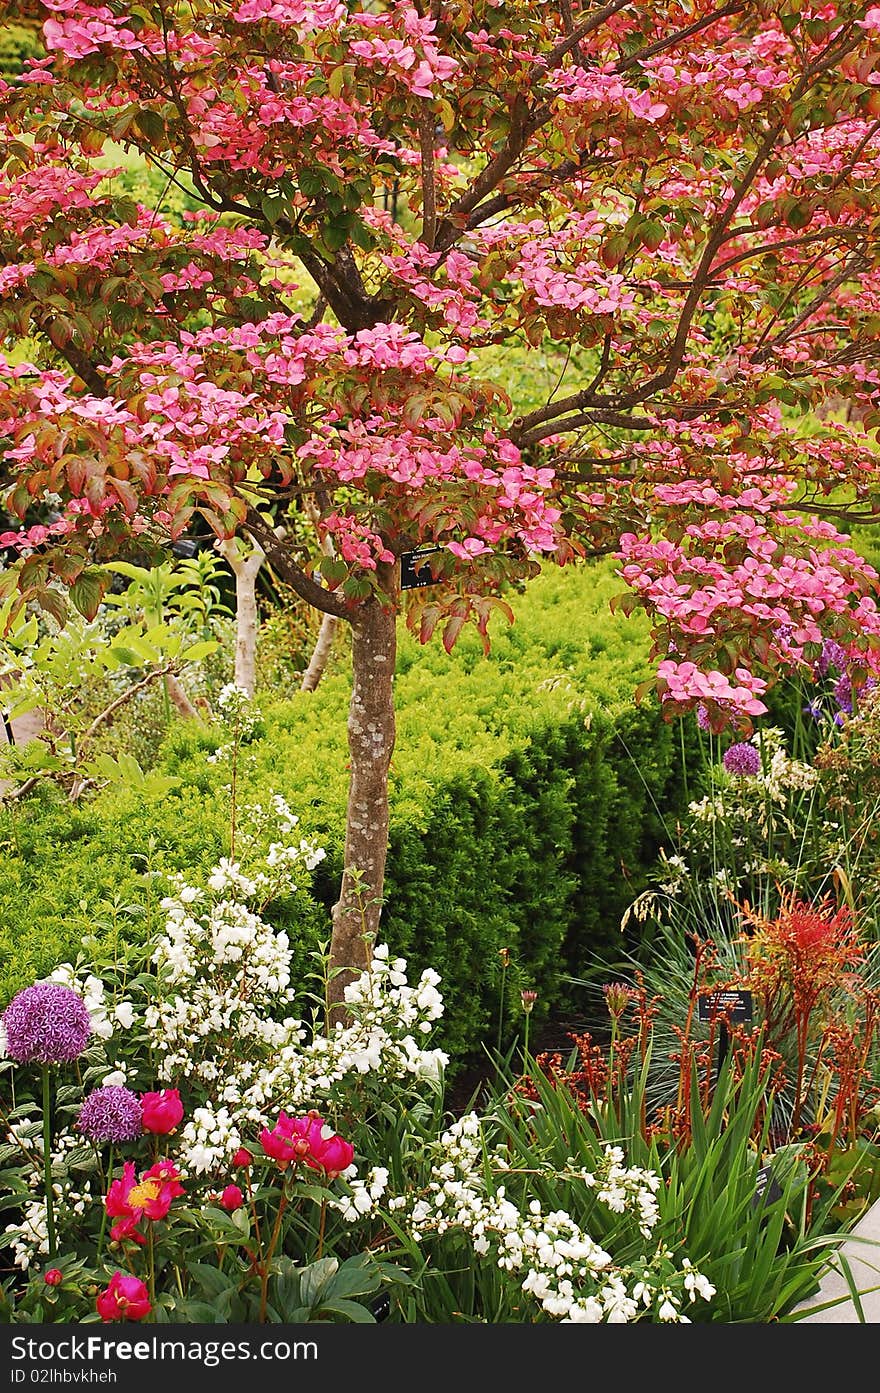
82,663 -> 175,746
543,0 -> 631,68
244,508 -> 350,619
419,106 -> 438,251
753,255 -> 866,362
513,119 -> 785,440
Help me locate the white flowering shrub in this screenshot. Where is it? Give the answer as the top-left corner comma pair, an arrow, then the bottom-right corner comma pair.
175,942 -> 448,1174
388,1115 -> 715,1324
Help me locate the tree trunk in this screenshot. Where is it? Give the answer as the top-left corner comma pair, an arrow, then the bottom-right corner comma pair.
300,611 -> 340,692
328,577 -> 397,1005
217,535 -> 265,696
164,672 -> 199,720
299,498 -> 338,694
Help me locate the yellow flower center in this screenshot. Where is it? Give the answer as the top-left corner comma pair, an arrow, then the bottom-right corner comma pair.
127,1179 -> 162,1210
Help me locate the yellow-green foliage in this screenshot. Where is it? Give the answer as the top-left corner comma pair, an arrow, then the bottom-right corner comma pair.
0,22 -> 42,76
0,562 -> 698,1060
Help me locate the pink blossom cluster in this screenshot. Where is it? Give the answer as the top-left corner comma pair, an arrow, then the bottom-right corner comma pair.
0,164 -> 106,237
349,8 -> 459,100
656,659 -> 769,718
232,0 -> 345,26
320,513 -> 395,571
548,66 -> 669,123
376,236 -> 488,338
42,0 -> 217,62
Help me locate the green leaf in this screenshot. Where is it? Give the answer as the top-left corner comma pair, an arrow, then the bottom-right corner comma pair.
323,1257 -> 381,1300
106,647 -> 145,668
317,1297 -> 376,1323
261,194 -> 287,226
187,1264 -> 237,1299
70,570 -> 109,621
133,109 -> 166,145
321,219 -> 351,253
179,640 -> 219,663
299,1257 -> 339,1310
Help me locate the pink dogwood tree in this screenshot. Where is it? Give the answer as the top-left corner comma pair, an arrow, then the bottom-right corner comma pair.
1,0 -> 880,992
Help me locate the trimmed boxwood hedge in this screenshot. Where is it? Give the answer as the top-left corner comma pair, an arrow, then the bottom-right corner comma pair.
0,562 -> 700,1063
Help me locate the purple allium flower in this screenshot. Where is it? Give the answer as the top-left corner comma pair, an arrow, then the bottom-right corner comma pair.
833,672 -> 853,715
1,982 -> 91,1064
76,1086 -> 143,1143
817,639 -> 848,679
723,742 -> 761,776
696,703 -> 711,731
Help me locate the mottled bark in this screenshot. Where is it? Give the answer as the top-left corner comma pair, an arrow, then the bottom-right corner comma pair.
329,573 -> 397,1005
299,499 -> 339,693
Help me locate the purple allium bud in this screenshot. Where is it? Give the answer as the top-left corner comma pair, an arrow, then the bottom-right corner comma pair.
817,639 -> 848,679
833,673 -> 853,715
76,1086 -> 143,1143
696,703 -> 711,731
2,983 -> 91,1065
722,742 -> 761,776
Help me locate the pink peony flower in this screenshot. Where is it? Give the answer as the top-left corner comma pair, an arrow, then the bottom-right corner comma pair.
220,1184 -> 244,1212
96,1272 -> 152,1322
140,1088 -> 184,1134
259,1110 -> 353,1177
260,1110 -> 321,1168
105,1160 -> 185,1243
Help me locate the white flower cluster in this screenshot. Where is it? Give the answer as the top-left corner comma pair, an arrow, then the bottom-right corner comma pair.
335,1166 -> 390,1222
145,883 -> 303,1084
5,1198 -> 49,1271
207,683 -> 259,762
690,730 -> 817,828
179,1105 -> 245,1176
176,946 -> 450,1174
3,1129 -> 96,1270
391,1114 -> 715,1324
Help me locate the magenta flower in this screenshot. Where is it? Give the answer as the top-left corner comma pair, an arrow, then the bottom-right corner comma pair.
2,983 -> 91,1064
140,1088 -> 184,1134
96,1272 -> 151,1323
220,1184 -> 244,1212
260,1110 -> 354,1177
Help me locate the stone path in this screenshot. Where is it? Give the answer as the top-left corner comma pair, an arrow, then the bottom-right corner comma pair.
792,1198 -> 880,1322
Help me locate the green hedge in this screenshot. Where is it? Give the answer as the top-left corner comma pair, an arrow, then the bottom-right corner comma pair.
0,23 -> 43,76
0,562 -> 699,1063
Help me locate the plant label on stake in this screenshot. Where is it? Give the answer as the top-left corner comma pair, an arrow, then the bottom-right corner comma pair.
697,990 -> 754,1088
752,1163 -> 784,1211
697,990 -> 754,1025
400,546 -> 444,590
